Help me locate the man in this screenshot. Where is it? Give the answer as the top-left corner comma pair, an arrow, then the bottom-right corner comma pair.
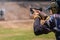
33,0 -> 60,40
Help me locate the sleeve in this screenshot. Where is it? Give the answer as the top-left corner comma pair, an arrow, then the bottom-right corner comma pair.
45,15 -> 56,32
33,17 -> 51,35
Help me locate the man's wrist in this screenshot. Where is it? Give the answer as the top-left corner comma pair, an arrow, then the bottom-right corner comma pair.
34,16 -> 41,20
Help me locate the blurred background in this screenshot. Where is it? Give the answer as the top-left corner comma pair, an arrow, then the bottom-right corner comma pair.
0,1 -> 51,20
0,0 -> 55,40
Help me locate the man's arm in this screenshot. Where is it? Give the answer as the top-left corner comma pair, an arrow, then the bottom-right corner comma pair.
32,9 -> 51,35
33,17 -> 51,35
47,15 -> 56,32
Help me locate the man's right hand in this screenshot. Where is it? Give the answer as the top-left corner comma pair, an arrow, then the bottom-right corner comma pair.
32,9 -> 40,19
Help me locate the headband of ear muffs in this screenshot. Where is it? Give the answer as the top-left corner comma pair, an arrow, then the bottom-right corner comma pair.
56,0 -> 60,13
56,0 -> 60,7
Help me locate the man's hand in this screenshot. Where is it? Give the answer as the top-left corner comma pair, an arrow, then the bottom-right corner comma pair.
40,20 -> 46,25
32,9 -> 40,19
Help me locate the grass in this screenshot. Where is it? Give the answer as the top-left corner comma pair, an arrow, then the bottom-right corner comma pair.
0,28 -> 56,40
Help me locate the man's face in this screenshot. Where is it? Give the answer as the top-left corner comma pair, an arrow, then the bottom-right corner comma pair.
49,10 -> 53,15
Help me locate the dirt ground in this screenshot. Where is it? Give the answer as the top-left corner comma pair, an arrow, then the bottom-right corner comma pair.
0,20 -> 33,29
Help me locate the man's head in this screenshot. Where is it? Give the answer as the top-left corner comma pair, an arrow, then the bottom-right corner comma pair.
49,0 -> 60,14
47,2 -> 58,14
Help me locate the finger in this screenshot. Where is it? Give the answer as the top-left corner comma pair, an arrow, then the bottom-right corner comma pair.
32,9 -> 36,12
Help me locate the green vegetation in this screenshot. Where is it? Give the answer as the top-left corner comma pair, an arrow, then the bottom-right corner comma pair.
0,28 -> 55,40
